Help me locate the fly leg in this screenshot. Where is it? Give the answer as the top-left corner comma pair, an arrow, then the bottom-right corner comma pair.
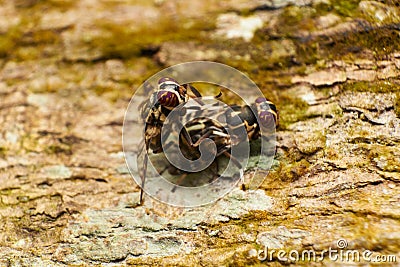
209,159 -> 220,183
222,150 -> 245,190
139,143 -> 149,205
215,146 -> 245,190
191,127 -> 225,148
171,172 -> 188,193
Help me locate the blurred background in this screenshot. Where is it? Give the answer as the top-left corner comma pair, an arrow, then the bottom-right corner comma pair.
0,0 -> 399,265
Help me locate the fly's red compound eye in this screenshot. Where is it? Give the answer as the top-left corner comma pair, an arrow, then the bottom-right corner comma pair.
158,77 -> 180,91
158,77 -> 178,85
258,110 -> 276,128
255,97 -> 267,104
157,90 -> 179,108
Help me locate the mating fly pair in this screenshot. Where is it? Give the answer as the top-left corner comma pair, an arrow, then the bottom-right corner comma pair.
138,77 -> 278,205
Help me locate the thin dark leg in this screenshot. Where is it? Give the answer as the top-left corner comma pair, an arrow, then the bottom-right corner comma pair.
180,127 -> 195,147
222,150 -> 242,169
171,173 -> 188,193
219,150 -> 246,190
210,159 -> 219,183
139,151 -> 148,205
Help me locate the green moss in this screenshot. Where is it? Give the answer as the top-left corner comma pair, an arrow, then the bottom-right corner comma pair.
221,57 -> 256,74
42,0 -> 76,10
89,25 -> 142,59
239,8 -> 253,17
15,46 -> 41,61
91,85 -> 113,96
20,133 -> 40,153
347,127 -> 372,142
0,25 -> 24,58
15,0 -> 75,10
255,10 -> 400,65
313,2 -> 334,16
327,28 -> 400,59
90,84 -> 128,103
283,6 -> 307,25
316,86 -> 337,98
91,81 -> 143,103
342,81 -> 399,93
295,41 -> 320,65
301,132 -> 327,155
85,57 -> 159,102
271,159 -> 311,183
0,146 -> 6,157
124,57 -> 161,86
368,145 -> 400,172
0,17 -> 61,60
32,30 -> 61,45
331,0 -> 361,17
275,93 -> 309,130
276,6 -> 317,36
290,26 -> 400,65
91,17 -> 215,60
395,92 -> 400,118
